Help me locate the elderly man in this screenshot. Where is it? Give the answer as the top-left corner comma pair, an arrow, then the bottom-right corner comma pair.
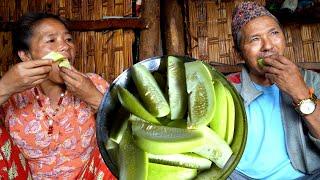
227,2 -> 320,180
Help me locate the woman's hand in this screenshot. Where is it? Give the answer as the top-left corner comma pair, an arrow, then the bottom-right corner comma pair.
262,55 -> 309,103
0,60 -> 52,96
59,67 -> 103,111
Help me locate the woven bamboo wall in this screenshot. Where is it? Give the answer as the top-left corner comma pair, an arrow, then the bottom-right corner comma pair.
0,0 -> 134,83
186,0 -> 320,66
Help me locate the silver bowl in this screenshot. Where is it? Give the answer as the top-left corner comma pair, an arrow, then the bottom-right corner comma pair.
96,55 -> 247,179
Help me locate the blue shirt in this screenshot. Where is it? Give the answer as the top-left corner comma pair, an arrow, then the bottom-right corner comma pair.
236,83 -> 304,179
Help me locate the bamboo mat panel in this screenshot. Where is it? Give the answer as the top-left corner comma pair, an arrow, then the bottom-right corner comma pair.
186,0 -> 320,67
0,0 -> 133,83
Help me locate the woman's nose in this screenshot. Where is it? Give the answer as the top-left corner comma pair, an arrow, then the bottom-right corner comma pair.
58,39 -> 71,52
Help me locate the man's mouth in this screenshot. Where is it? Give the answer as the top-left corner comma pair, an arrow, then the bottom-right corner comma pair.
259,51 -> 278,58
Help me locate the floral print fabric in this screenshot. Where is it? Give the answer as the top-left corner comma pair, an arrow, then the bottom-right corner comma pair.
1,73 -> 114,179
77,147 -> 116,180
0,125 -> 31,179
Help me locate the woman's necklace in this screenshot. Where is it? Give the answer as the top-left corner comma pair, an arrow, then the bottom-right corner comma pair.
34,87 -> 65,136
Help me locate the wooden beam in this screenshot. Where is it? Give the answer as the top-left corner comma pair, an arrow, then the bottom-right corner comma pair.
139,0 -> 162,60
212,64 -> 242,74
298,62 -> 320,71
162,0 -> 186,55
69,17 -> 147,31
0,17 -> 147,32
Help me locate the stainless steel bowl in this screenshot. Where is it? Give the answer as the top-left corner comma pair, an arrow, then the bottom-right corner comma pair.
96,55 -> 247,179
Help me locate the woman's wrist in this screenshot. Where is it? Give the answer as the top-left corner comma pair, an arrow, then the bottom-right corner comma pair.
87,90 -> 103,112
0,79 -> 13,104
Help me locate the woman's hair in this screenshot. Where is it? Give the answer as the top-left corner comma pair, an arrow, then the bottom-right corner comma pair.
12,12 -> 69,54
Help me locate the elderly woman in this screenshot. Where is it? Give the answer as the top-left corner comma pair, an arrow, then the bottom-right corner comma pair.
0,13 -> 115,179
227,2 -> 320,180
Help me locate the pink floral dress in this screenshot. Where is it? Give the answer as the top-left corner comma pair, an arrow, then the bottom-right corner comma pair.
1,73 -> 115,180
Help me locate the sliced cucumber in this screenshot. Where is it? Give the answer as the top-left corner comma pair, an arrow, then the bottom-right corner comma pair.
42,51 -> 65,61
109,116 -> 129,144
147,163 -> 197,180
128,114 -> 147,123
225,87 -> 235,145
119,128 -> 148,180
42,51 -> 71,69
131,121 -> 205,154
210,80 -> 228,139
167,119 -> 187,129
117,86 -> 160,125
58,59 -> 71,69
167,56 -> 187,120
105,139 -> 119,168
148,153 -> 212,171
185,61 -> 216,129
132,64 -> 170,117
193,126 -> 233,169
153,72 -> 166,93
257,58 -> 266,68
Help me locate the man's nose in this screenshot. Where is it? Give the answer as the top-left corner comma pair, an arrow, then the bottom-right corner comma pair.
261,37 -> 274,51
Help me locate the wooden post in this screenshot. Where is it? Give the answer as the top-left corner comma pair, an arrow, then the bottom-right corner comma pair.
162,0 -> 186,56
138,0 -> 162,61
196,1 -> 209,61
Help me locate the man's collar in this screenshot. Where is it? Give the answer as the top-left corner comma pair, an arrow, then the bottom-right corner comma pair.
239,68 -> 263,106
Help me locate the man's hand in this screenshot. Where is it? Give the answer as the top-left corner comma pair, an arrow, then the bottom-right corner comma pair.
263,55 -> 320,139
263,55 -> 309,104
0,60 -> 52,96
59,67 -> 103,110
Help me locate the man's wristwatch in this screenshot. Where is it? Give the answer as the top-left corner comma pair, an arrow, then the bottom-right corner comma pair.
294,89 -> 317,116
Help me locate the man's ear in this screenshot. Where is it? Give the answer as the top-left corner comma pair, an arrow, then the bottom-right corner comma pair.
17,51 -> 32,62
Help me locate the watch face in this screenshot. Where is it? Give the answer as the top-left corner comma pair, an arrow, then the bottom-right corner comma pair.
300,99 -> 316,115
